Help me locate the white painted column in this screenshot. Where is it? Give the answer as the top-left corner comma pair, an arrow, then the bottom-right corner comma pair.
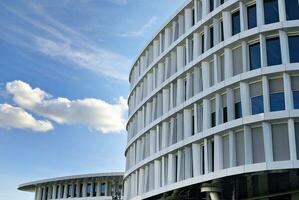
185,8 -> 192,31
178,14 -> 185,36
184,146 -> 192,178
156,126 -> 160,152
168,154 -> 176,184
150,130 -> 156,155
224,48 -> 233,79
204,25 -> 209,51
204,139 -> 209,173
161,156 -> 166,186
194,0 -> 198,23
194,32 -> 200,58
138,168 -> 144,194
214,135 -> 223,171
36,186 -> 42,200
177,78 -> 184,105
184,108 -> 192,139
262,122 -> 273,163
154,160 -> 161,189
214,54 -> 220,84
192,143 -> 201,176
215,93 -> 222,125
242,41 -> 249,72
240,1 -> 247,31
42,187 -> 46,200
222,11 -> 232,40
177,150 -> 183,181
162,122 -> 169,148
278,0 -> 287,22
202,61 -> 210,89
226,88 -> 234,121
288,119 -> 298,161
202,0 -> 209,17
203,99 -> 211,130
260,34 -> 267,67
262,76 -> 270,113
165,27 -> 171,48
193,103 -> 198,134
83,182 -> 87,197
177,46 -> 184,71
213,18 -> 220,46
284,73 -> 293,110
186,72 -> 192,99
240,82 -> 251,117
162,88 -> 170,114
170,83 -> 174,109
280,30 -> 290,64
193,66 -> 201,94
229,131 -> 236,167
52,184 -> 57,199
244,125 -> 253,164
256,0 -> 265,26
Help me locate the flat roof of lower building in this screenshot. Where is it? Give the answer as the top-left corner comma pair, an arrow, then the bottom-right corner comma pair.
18,172 -> 124,192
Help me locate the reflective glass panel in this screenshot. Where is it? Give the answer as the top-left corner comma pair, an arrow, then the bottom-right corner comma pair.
247,4 -> 257,29
251,95 -> 264,114
286,0 -> 299,20
289,36 -> 299,63
270,92 -> 285,111
232,11 -> 240,35
264,0 -> 279,24
266,37 -> 282,66
249,43 -> 261,70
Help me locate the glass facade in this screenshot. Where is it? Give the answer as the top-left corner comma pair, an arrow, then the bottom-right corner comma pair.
251,96 -> 264,115
210,26 -> 214,48
293,91 -> 299,109
266,37 -> 282,66
234,102 -> 242,119
249,43 -> 261,70
289,36 -> 299,63
285,0 -> 299,20
247,4 -> 257,29
270,93 -> 285,111
223,107 -> 228,123
211,112 -> 216,127
264,0 -> 279,24
232,11 -> 240,35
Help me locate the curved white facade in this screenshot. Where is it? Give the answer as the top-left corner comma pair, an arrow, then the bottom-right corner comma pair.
18,172 -> 124,200
125,0 -> 299,199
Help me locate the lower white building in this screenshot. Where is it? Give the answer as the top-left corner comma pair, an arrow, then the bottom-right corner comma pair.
18,172 -> 124,200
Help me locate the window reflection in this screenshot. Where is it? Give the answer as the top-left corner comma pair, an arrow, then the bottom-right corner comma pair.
264,0 -> 279,24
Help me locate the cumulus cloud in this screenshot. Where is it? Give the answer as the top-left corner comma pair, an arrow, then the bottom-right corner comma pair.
6,80 -> 127,133
0,103 -> 53,132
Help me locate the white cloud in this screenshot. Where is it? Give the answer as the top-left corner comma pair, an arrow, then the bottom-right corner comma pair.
0,2 -> 131,81
0,103 -> 53,132
119,16 -> 158,37
6,80 -> 127,133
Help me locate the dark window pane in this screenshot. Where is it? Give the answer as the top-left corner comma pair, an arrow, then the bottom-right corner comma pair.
270,92 -> 285,111
266,37 -> 282,66
293,91 -> 299,109
264,0 -> 279,24
289,36 -> 299,63
249,43 -> 261,70
223,107 -> 228,123
247,4 -> 257,29
235,102 -> 242,119
210,0 -> 214,12
220,21 -> 224,41
211,112 -> 216,127
201,34 -> 205,53
286,0 -> 299,20
210,27 -> 214,48
232,11 -> 241,35
251,95 -> 264,114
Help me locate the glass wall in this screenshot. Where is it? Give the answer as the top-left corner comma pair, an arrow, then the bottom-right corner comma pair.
292,76 -> 299,109
266,37 -> 282,66
289,36 -> 299,63
250,82 -> 264,115
232,11 -> 240,35
247,4 -> 257,29
285,0 -> 299,20
249,42 -> 261,70
264,0 -> 279,24
269,78 -> 285,112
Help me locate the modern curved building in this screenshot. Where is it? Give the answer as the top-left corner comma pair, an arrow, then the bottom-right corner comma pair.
125,0 -> 299,199
18,172 -> 124,200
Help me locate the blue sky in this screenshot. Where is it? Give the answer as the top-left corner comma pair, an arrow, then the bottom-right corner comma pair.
0,0 -> 185,199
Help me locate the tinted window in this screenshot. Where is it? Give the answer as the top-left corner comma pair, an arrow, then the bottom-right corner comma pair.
285,0 -> 299,20
232,11 -> 241,35
249,43 -> 261,70
266,37 -> 282,66
210,0 -> 214,12
289,36 -> 299,63
293,91 -> 299,109
270,92 -> 285,111
223,107 -> 228,123
210,27 -> 214,48
235,102 -> 242,119
220,21 -> 224,41
247,4 -> 257,29
264,0 -> 279,24
251,96 -> 264,114
211,112 -> 216,127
